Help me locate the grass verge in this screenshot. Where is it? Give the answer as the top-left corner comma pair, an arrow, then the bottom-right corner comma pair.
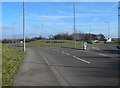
16,40 -> 92,47
2,45 -> 25,86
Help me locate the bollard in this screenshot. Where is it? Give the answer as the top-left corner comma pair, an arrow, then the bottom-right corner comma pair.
83,42 -> 87,50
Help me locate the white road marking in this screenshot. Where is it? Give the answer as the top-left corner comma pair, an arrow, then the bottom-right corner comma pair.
52,49 -> 60,51
61,51 -> 70,55
39,51 -> 69,86
56,50 -> 60,51
64,53 -> 70,56
73,56 -> 90,64
53,49 -> 70,56
61,51 -> 65,53
99,54 -> 109,57
53,49 -> 91,64
92,47 -> 100,50
92,47 -> 95,49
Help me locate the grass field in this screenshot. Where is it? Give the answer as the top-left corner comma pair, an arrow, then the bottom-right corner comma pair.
16,40 -> 93,47
2,45 -> 25,86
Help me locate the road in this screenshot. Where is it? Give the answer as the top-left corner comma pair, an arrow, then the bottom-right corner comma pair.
12,44 -> 119,87
88,42 -> 119,56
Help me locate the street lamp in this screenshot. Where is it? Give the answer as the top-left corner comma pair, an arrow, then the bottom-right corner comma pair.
89,24 -> 95,41
118,2 -> 120,40
41,24 -> 43,39
89,24 -> 92,41
12,22 -> 15,43
105,22 -> 110,38
23,0 -> 26,52
73,0 -> 76,48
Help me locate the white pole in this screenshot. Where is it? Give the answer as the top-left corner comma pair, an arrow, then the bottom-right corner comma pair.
73,0 -> 76,48
105,22 -> 110,38
23,0 -> 26,52
108,22 -> 110,38
89,24 -> 94,41
41,24 -> 43,39
12,22 -> 15,43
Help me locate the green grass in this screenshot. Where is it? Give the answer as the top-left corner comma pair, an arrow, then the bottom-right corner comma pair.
16,40 -> 90,47
2,45 -> 25,86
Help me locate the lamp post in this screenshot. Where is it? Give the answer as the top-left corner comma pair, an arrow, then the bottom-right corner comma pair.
105,22 -> 110,38
89,24 -> 92,41
73,0 -> 76,48
12,22 -> 15,43
23,0 -> 26,52
118,2 -> 120,39
41,24 -> 43,39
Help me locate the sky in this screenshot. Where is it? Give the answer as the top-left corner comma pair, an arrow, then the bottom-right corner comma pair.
1,2 -> 119,39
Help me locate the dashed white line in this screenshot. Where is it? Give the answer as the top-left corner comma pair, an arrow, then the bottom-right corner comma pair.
53,49 -> 90,63
73,56 -> 90,64
61,51 -> 70,55
53,49 -> 70,55
61,51 -> 64,53
92,47 -> 95,49
64,53 -> 70,56
92,47 -> 100,50
99,54 -> 109,57
52,49 -> 60,51
56,50 -> 60,51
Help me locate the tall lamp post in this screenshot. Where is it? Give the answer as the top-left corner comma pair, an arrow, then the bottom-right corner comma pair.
41,24 -> 43,39
118,2 -> 120,40
89,24 -> 92,41
89,24 -> 95,41
23,0 -> 26,52
73,0 -> 76,48
12,22 -> 15,43
105,22 -> 110,38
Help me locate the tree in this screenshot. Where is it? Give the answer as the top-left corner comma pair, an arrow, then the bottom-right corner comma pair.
97,34 -> 105,41
53,33 -> 72,40
2,39 -> 12,43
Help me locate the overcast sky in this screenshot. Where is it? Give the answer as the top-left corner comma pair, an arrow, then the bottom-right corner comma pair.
2,2 -> 118,39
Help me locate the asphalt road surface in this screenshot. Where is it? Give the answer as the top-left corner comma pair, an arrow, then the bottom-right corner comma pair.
13,45 -> 119,86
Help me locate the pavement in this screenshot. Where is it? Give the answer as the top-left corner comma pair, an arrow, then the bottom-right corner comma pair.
12,44 -> 119,86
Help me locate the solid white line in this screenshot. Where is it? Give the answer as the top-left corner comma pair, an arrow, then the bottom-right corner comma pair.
39,51 -> 69,86
73,56 -> 90,64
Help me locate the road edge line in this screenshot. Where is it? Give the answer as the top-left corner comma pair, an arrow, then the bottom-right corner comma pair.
38,51 -> 69,86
